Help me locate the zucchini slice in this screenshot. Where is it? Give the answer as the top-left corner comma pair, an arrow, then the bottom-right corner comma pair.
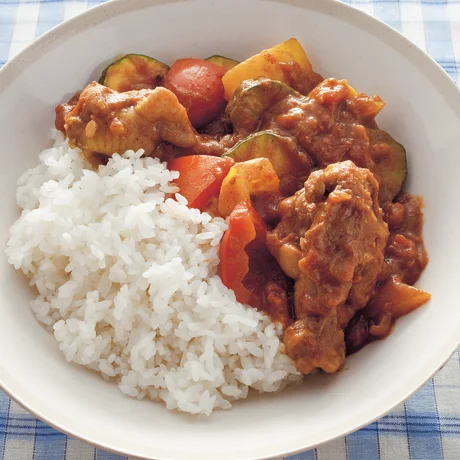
99,54 -> 170,92
206,55 -> 240,72
223,130 -> 310,195
226,78 -> 296,133
367,128 -> 408,203
224,131 -> 292,174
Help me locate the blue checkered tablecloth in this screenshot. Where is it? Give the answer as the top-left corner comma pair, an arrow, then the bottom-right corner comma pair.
1,0 -> 460,459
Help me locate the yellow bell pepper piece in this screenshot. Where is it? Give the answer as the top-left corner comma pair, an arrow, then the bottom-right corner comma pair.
222,38 -> 315,100
218,158 -> 279,217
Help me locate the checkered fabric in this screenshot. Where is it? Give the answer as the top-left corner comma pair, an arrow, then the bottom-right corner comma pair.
0,1 -> 459,459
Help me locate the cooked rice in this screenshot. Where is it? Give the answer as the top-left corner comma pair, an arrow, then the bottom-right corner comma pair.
5,130 -> 301,415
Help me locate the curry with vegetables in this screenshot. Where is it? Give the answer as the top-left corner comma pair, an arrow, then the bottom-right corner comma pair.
55,38 -> 430,375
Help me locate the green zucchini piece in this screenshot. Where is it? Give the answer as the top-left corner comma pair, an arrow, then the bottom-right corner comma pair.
367,128 -> 408,203
224,131 -> 292,175
223,130 -> 310,195
99,54 -> 170,92
206,55 -> 240,72
226,78 -> 297,133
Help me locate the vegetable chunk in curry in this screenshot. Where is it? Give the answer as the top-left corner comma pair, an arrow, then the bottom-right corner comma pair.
55,38 -> 430,376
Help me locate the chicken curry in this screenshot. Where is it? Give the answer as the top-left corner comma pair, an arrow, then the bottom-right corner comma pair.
55,38 -> 430,375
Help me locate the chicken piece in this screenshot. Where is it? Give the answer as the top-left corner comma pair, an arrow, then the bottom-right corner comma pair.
63,82 -> 197,157
267,161 -> 389,374
234,77 -> 407,204
263,79 -> 382,173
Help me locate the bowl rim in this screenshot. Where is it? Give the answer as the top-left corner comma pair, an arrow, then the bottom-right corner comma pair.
1,0 -> 460,459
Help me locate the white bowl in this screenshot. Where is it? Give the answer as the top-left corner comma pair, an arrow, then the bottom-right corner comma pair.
1,0 -> 459,459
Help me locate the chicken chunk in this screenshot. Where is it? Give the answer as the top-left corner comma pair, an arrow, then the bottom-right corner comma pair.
63,82 -> 197,157
231,77 -> 406,204
267,161 -> 389,374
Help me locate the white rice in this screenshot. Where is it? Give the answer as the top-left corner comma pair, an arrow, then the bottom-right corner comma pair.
5,130 -> 301,415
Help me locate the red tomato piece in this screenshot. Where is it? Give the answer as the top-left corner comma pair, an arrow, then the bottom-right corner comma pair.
168,155 -> 234,211
164,58 -> 226,128
219,202 -> 266,305
220,202 -> 294,328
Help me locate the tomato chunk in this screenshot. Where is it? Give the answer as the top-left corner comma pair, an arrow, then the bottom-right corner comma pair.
219,202 -> 265,305
220,202 -> 293,327
168,155 -> 234,211
164,58 -> 226,128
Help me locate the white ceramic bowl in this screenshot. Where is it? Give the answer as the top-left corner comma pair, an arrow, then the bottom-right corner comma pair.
1,0 -> 460,459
